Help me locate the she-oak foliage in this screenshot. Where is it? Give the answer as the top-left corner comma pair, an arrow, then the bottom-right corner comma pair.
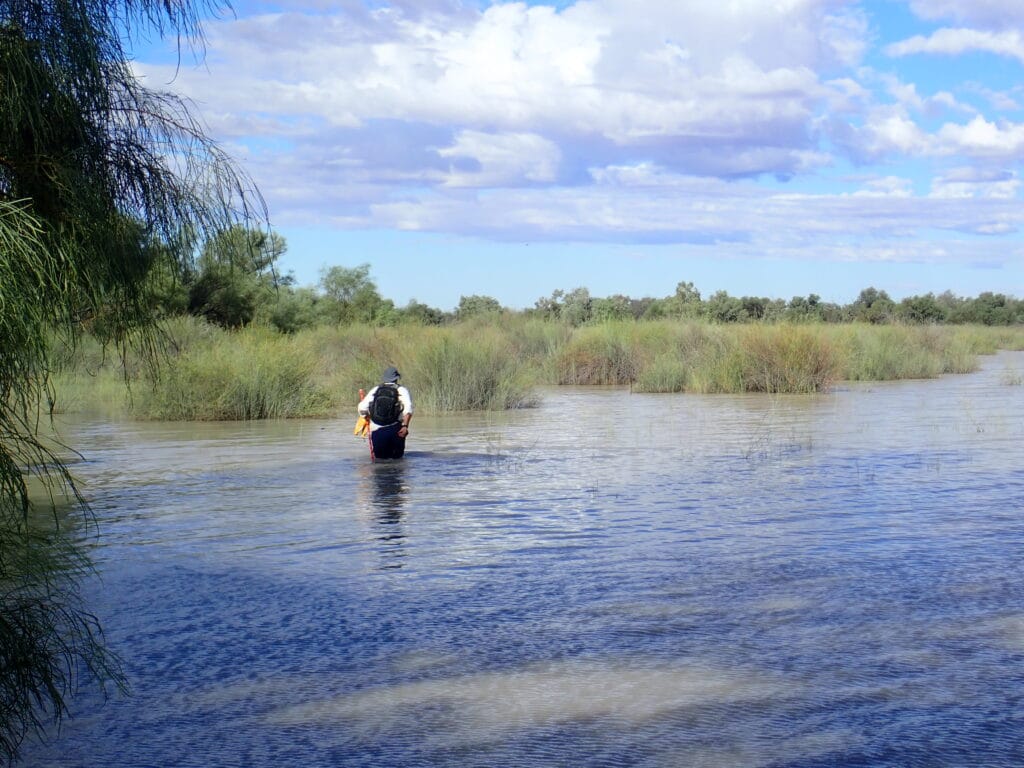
0,0 -> 263,760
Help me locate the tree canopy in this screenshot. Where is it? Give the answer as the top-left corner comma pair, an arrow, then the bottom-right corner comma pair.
0,0 -> 263,759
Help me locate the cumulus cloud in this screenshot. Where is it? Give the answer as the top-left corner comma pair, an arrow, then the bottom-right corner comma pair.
850,106 -> 931,158
831,107 -> 1024,164
129,0 -> 1024,269
935,115 -> 1024,157
137,0 -> 868,181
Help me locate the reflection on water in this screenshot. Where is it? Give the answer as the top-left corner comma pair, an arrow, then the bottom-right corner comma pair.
366,461 -> 408,569
19,351 -> 1024,767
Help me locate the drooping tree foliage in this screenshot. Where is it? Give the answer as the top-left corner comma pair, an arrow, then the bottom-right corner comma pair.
0,0 -> 263,760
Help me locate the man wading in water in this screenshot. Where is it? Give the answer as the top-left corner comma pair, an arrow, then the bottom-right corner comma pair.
358,366 -> 413,460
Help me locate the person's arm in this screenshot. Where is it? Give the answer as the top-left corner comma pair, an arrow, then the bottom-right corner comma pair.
398,387 -> 412,435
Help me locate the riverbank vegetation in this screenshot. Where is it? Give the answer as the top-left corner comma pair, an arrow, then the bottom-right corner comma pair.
42,236 -> 1023,420
48,247 -> 1024,419
51,315 -> 1024,420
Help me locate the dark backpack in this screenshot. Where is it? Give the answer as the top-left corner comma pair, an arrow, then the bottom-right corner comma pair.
369,383 -> 402,425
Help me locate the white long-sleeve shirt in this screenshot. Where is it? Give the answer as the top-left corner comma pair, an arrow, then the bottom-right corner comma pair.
357,384 -> 413,430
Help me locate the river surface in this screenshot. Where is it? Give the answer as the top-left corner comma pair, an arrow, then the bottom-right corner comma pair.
20,352 -> 1024,767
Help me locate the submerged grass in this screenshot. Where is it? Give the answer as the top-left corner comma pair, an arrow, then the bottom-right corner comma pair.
52,318 -> 1024,419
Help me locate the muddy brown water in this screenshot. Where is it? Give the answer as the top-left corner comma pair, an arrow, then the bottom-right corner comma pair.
20,351 -> 1024,767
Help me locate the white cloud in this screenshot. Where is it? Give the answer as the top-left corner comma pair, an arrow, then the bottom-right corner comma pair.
930,177 -> 1020,199
908,0 -> 1024,28
360,165 -> 1024,243
935,115 -> 1024,157
930,166 -> 1021,203
137,0 -> 868,181
438,131 -> 562,187
964,83 -> 1022,112
129,0 -> 1024,272
886,27 -> 1024,63
878,73 -> 974,116
834,108 -> 1024,163
857,106 -> 931,157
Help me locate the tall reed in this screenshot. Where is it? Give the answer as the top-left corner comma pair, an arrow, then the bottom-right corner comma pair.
397,325 -> 537,411
554,322 -> 641,385
831,325 -> 964,381
140,324 -> 334,420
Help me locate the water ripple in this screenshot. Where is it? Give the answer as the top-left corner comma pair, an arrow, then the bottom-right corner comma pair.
21,352 -> 1024,767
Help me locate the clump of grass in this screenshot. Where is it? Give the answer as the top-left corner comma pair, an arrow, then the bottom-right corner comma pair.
309,324 -> 406,401
398,326 -> 537,411
308,322 -> 539,411
51,318 -> 1023,418
506,318 -> 574,382
634,353 -> 690,392
47,369 -> 130,417
938,331 -> 980,374
832,325 -> 946,381
555,323 -> 640,385
733,324 -> 839,393
968,325 -> 1024,352
660,323 -> 736,394
139,325 -> 334,420
633,324 -> 837,394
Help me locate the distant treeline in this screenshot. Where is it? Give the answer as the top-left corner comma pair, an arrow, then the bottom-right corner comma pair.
155,227 -> 1023,332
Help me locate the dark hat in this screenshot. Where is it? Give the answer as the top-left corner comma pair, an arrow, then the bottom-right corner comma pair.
382,366 -> 401,383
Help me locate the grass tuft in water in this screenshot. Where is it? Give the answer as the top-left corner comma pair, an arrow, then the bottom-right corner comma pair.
140,322 -> 333,420
1000,367 -> 1023,386
401,326 -> 538,411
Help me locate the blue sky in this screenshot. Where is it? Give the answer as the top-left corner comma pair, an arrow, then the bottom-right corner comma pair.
134,0 -> 1024,310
